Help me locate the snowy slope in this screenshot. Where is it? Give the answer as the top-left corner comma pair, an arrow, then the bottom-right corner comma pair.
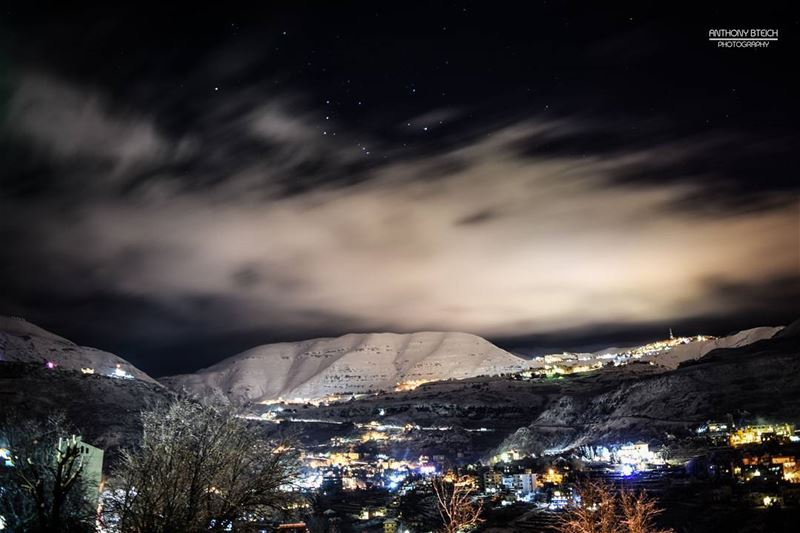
0,316 -> 158,384
282,321 -> 799,460
162,331 -> 531,402
643,326 -> 783,369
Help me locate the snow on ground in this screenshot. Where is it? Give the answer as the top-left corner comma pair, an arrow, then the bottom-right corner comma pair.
162,331 -> 532,402
0,316 -> 159,384
643,326 -> 783,369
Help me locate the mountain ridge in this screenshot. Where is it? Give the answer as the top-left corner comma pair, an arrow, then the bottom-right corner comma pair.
0,315 -> 159,384
161,331 -> 531,402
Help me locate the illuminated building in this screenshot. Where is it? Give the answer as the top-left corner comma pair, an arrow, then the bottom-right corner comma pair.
394,379 -> 430,392
616,442 -> 658,467
329,451 -> 360,466
696,420 -> 731,435
277,523 -> 309,533
57,436 -> 104,505
490,449 -> 522,464
707,421 -> 730,433
2,436 -> 103,501
341,473 -> 368,491
483,470 -> 503,492
782,460 -> 800,483
0,447 -> 14,467
518,473 -> 537,496
696,420 -> 733,444
541,467 -> 563,485
742,453 -> 799,483
502,472 -> 537,496
109,364 -> 133,379
729,424 -> 794,447
359,506 -> 387,520
361,430 -> 388,442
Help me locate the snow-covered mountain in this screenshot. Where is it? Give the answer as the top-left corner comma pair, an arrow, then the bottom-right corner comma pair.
278,320 -> 799,460
162,331 -> 531,402
0,316 -> 158,384
641,326 -> 784,369
528,327 -> 785,371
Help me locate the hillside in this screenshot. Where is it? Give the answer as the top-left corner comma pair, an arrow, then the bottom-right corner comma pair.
642,325 -> 783,369
0,316 -> 158,384
263,321 -> 800,460
162,331 -> 531,402
3,316 -> 794,463
0,362 -> 173,458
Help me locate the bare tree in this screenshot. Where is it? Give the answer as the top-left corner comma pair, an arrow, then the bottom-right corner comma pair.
102,397 -> 301,533
431,475 -> 483,533
559,480 -> 619,533
0,413 -> 98,533
619,488 -> 670,533
558,480 -> 672,533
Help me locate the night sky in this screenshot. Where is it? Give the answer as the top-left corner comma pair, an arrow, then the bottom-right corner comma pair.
1,2 -> 798,376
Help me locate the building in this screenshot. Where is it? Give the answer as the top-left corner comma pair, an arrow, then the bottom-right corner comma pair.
499,471 -> 538,498
730,424 -> 794,447
696,419 -> 733,444
541,467 -> 564,485
359,506 -> 387,520
490,449 -> 522,464
517,472 -> 537,497
384,518 -> 398,533
0,445 -> 14,467
707,421 -> 731,433
277,523 -> 309,533
483,470 -> 503,492
109,364 -> 134,379
740,452 -> 799,483
322,468 -> 344,493
617,442 -> 655,465
57,436 -> 104,505
329,451 -> 360,466
0,433 -> 104,531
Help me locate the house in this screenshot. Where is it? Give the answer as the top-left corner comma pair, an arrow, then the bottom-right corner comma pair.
57,435 -> 104,505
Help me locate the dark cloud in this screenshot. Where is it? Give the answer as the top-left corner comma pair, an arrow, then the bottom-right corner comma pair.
501,275 -> 800,356
455,208 -> 500,227
231,265 -> 264,289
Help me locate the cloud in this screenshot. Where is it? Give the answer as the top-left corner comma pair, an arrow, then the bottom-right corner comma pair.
7,74 -> 173,173
247,102 -> 321,143
401,108 -> 461,130
1,72 -> 798,358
